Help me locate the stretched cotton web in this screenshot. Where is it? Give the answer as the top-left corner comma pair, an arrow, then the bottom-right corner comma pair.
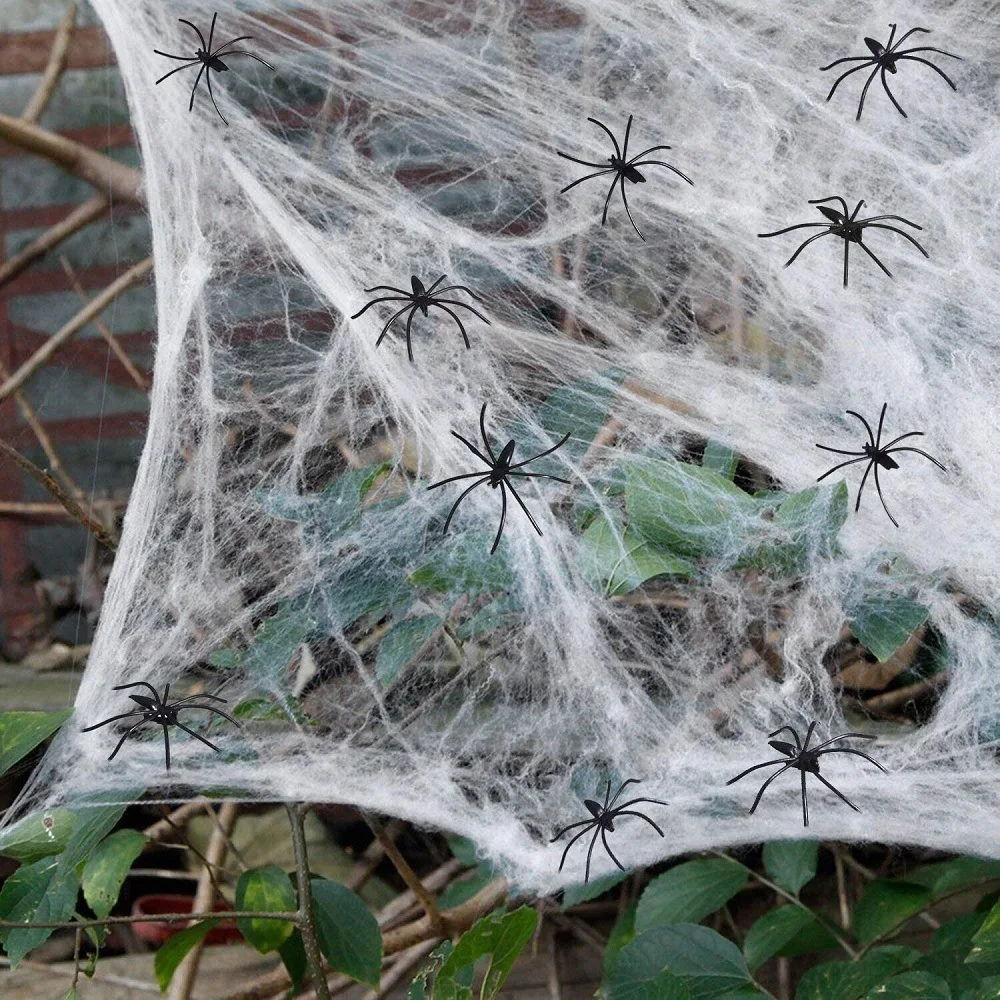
15,0 -> 1000,892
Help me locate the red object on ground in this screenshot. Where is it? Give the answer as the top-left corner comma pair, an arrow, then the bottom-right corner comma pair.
131,893 -> 243,946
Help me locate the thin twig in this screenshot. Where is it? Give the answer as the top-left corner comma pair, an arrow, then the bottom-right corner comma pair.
363,939 -> 439,1000
832,846 -> 851,930
142,798 -> 214,843
0,909 -> 297,930
346,818 -> 400,892
864,673 -> 949,713
0,955 -> 161,994
287,803 -> 331,1000
21,1 -> 78,123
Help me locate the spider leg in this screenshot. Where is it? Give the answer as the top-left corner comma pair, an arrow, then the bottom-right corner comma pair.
843,235 -> 850,287
211,49 -> 276,72
768,726 -> 802,750
882,446 -> 947,472
816,748 -> 888,773
174,721 -> 222,753
434,300 -> 490,327
855,460 -> 874,513
479,403 -> 498,464
114,681 -> 162,701
404,305 -> 417,362
506,472 -> 573,485
850,199 -> 866,221
450,431 -> 493,466
584,826 -> 602,884
782,231 -> 834,268
424,275 -> 447,294
864,225 -> 930,258
170,692 -> 229,705
895,45 -> 961,61
815,444 -> 867,457
621,114 -> 633,160
607,779 -> 641,808
602,779 -> 614,811
556,151 -> 612,169
178,18 -> 208,52
600,174 -> 619,227
205,67 -> 229,126
154,60 -> 201,85
440,478 -> 490,534
373,305 -> 414,347
550,818 -> 596,842
628,145 -> 674,160
627,161 -> 695,186
555,823 -> 596,872
879,66 -> 908,118
725,759 -> 789,785
858,215 -> 922,228
896,54 -> 961,89
505,480 -> 544,538
187,62 -> 207,112
809,195 -> 851,219
614,810 -> 666,837
180,704 -> 241,727
855,65 -> 882,120
350,296 -> 407,318
874,401 -> 888,452
363,285 -> 411,296
845,409 -> 876,448
587,117 -> 622,160
816,455 -> 868,482
427,471 -> 490,490
810,733 -> 876,752
801,721 -> 817,752
81,710 -> 145,732
801,769 -> 809,827
108,721 -> 147,761
878,431 -> 924,450
890,27 -> 930,49
510,430 -> 572,470
820,55 -> 874,72
601,829 -> 626,874
757,223 -> 831,238
432,285 -> 484,300
619,174 -> 645,241
613,797 -> 670,812
823,60 -> 875,101
162,724 -> 171,771
812,772 -> 861,812
748,765 -> 792,814
855,240 -> 895,278
490,481 -> 508,554
154,49 -> 198,61
872,462 -> 899,527
206,11 -> 218,52
211,35 -> 255,51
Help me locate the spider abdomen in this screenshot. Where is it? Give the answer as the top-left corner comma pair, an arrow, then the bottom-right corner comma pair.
208,56 -> 229,72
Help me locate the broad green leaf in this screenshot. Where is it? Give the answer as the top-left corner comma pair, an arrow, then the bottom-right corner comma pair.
0,710 -> 72,778
603,927 -> 690,999
278,929 -> 308,991
235,865 -> 297,954
0,808 -> 75,863
848,594 -> 930,663
932,914 -> 988,955
854,880 -> 933,946
55,989 -> 79,1000
579,514 -> 694,595
909,857 -> 1000,896
376,614 -> 442,687
410,532 -> 516,595
436,865 -> 496,910
625,457 -> 758,560
762,840 -> 819,896
702,440 -> 738,480
604,902 -> 638,976
795,946 -> 922,1000
81,829 -> 146,920
636,859 -> 748,933
437,907 -> 538,999
311,877 -> 382,987
562,868 -> 630,910
864,971 -> 951,998
743,906 -> 820,970
408,941 -> 458,1000
534,371 -> 622,465
773,915 -> 838,959
750,482 -> 848,575
968,897 -> 1000,964
154,919 -> 218,991
455,596 -> 522,640
960,975 -> 1000,999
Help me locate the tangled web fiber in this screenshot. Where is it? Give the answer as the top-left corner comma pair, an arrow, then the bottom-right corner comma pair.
18,0 -> 1000,892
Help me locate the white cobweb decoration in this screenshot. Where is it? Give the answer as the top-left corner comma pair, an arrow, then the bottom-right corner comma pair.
16,0 -> 1000,891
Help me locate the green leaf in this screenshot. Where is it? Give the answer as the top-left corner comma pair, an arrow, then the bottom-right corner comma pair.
55,989 -> 79,1000
0,710 -> 72,778
562,868 -> 630,910
579,513 -> 694,595
235,865 -> 297,954
853,880 -> 934,946
436,865 -> 496,910
968,897 -> 1000,964
278,929 -> 308,991
702,440 -> 738,480
81,829 -> 146,920
795,946 -> 922,1000
409,941 -> 457,1000
744,906 -> 820,970
762,840 -> 819,896
0,808 -> 75,863
636,859 -> 748,933
436,907 -> 538,999
864,971 -> 951,998
750,482 -> 848,575
311,877 -> 382,987
376,614 -> 442,687
604,902 -> 638,976
153,919 -> 218,991
455,597 -> 522,641
932,914 -> 987,955
909,857 -> 1000,896
603,927 -> 690,1000
625,457 -> 758,560
848,594 -> 930,663
960,975 -> 1000,999
410,532 -> 516,595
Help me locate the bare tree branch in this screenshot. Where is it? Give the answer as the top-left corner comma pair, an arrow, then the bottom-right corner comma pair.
21,1 -> 78,124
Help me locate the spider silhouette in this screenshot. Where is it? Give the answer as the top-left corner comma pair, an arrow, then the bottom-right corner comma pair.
821,23 -> 962,120
154,12 -> 274,126
427,402 -> 571,554
556,114 -> 693,242
551,779 -> 668,884
816,403 -> 945,527
81,682 -> 240,771
350,275 -> 490,362
727,722 -> 887,827
758,195 -> 928,287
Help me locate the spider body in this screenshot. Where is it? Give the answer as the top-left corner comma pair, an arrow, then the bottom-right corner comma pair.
821,23 -> 962,120
82,681 -> 240,771
556,115 -> 693,242
550,779 -> 667,883
350,274 -> 490,362
427,402 -> 571,554
758,195 -> 928,287
154,12 -> 275,126
816,402 -> 945,527
727,722 -> 887,827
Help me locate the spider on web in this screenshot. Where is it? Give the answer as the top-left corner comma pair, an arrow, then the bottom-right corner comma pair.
154,12 -> 274,126
550,779 -> 667,884
427,402 -> 571,554
556,114 -> 693,242
726,722 -> 887,827
82,681 -> 240,771
758,195 -> 928,287
821,23 -> 962,120
816,402 -> 946,527
350,275 -> 490,362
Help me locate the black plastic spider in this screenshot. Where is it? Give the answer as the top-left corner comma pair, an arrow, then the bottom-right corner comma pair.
556,114 -> 693,242
550,779 -> 668,884
821,23 -> 962,121
816,402 -> 946,527
81,682 -> 240,771
350,275 -> 490,362
726,722 -> 887,827
154,12 -> 274,126
758,195 -> 928,287
427,402 -> 571,554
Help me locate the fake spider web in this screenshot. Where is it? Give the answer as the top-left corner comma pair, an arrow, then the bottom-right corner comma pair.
11,0 -> 1000,892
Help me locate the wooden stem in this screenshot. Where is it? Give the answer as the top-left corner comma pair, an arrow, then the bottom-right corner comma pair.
21,1 -> 78,124
286,804 -> 331,1000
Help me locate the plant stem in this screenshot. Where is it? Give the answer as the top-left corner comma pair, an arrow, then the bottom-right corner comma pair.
0,910 -> 298,930
286,803 -> 330,1000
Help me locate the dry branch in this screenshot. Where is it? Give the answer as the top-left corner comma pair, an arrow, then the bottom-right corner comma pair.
21,1 -> 78,124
